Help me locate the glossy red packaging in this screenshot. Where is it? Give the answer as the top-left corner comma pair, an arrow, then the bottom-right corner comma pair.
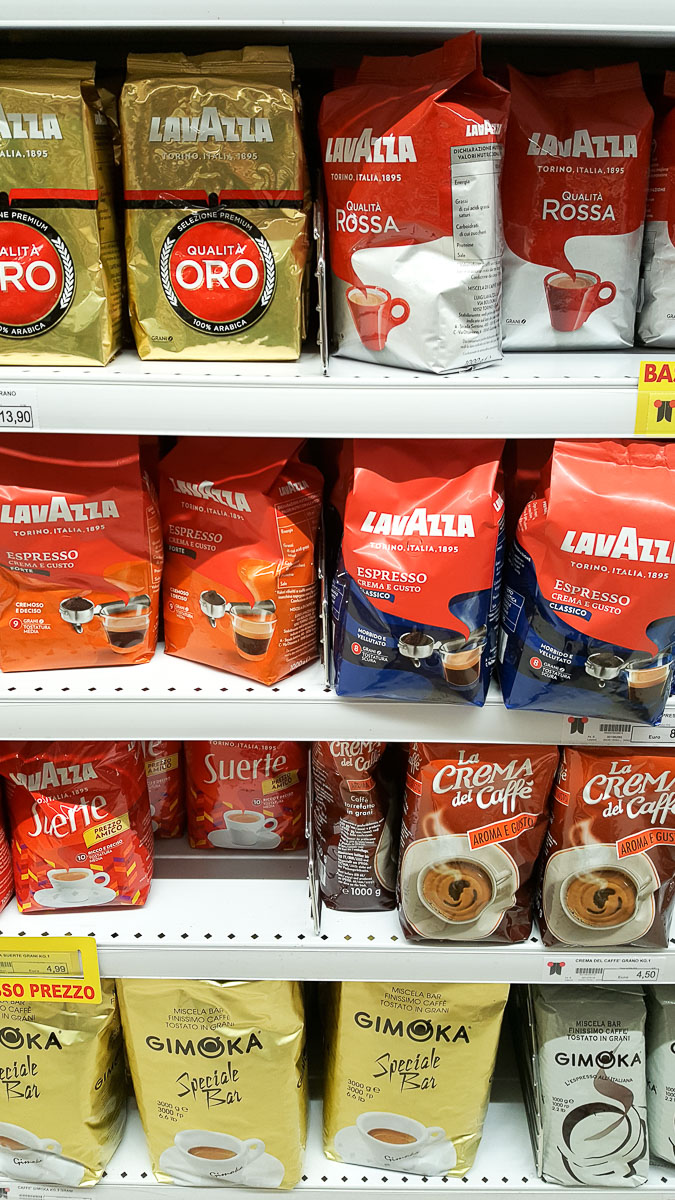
639,72 -> 675,346
185,741 -> 307,851
398,743 -> 558,942
0,817 -> 12,912
0,741 -> 153,912
539,747 -> 675,948
141,740 -> 184,838
502,64 -> 653,349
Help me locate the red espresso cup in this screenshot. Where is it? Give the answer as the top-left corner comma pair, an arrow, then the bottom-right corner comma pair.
544,270 -> 616,332
346,285 -> 410,351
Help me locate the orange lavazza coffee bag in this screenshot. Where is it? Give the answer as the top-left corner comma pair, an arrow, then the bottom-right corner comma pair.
0,435 -> 162,672
160,438 -> 322,684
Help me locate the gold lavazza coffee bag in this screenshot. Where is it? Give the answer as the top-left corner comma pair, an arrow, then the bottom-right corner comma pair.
0,980 -> 125,1187
118,978 -> 307,1188
323,981 -> 509,1176
0,60 -> 122,364
120,49 -> 310,361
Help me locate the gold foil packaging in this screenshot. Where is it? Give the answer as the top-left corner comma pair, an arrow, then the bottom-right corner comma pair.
0,60 -> 122,364
323,981 -> 509,1176
0,980 -> 125,1186
120,48 -> 310,361
118,978 -> 307,1188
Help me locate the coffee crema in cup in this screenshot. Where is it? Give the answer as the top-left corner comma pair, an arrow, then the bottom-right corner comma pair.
565,869 -> 637,928
189,1147 -> 237,1160
422,860 -> 493,922
368,1129 -> 416,1145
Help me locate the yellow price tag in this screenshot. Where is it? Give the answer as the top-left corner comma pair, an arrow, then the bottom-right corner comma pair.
0,936 -> 101,1003
635,360 -> 675,435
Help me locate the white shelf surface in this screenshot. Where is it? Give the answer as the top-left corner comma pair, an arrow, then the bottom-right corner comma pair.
0,646 -> 672,743
0,348 -> 649,437
1,848 -> 674,982
1,0 -> 674,36
4,1086 -> 675,1199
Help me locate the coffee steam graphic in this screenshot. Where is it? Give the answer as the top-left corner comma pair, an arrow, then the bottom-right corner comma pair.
558,1067 -> 647,1186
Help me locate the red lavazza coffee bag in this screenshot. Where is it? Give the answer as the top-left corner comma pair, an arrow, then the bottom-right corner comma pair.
539,747 -> 675,949
398,743 -> 558,942
500,440 -> 675,726
332,439 -> 505,701
319,34 -> 510,373
639,73 -> 675,346
0,817 -> 12,911
0,435 -> 162,672
160,438 -> 323,685
141,740 -> 184,838
311,741 -> 400,911
185,741 -> 306,851
502,64 -> 653,349
0,741 -> 153,913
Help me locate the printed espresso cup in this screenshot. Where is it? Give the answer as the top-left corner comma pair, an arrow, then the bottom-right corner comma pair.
230,610 -> 276,660
346,285 -> 410,351
626,662 -> 672,713
174,1129 -> 264,1177
439,642 -> 482,689
100,610 -> 150,653
355,1112 -> 444,1165
0,1123 -> 60,1160
544,270 -> 616,332
561,865 -> 654,930
47,867 -> 110,895
417,857 -> 512,925
224,809 -> 278,846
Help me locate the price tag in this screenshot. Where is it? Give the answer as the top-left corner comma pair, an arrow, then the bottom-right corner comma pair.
0,936 -> 100,1003
563,711 -> 675,746
0,385 -> 38,430
635,360 -> 675,435
544,954 -> 661,983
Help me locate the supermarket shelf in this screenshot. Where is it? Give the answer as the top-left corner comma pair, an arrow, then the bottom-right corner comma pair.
3,1086 -> 675,1198
0,647 -> 673,744
0,348 -> 649,438
1,859 -> 673,982
2,0 -> 674,37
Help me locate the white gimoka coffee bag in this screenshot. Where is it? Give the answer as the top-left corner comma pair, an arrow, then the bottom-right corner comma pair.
0,980 -> 126,1187
323,981 -> 509,1176
646,985 -> 675,1164
531,985 -> 648,1187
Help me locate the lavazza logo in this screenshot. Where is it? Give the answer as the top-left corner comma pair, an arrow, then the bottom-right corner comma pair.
169,477 -> 250,513
528,129 -> 638,158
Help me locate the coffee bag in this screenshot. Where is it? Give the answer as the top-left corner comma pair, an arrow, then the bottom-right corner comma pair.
530,984 -> 648,1187
118,978 -> 307,1188
0,980 -> 125,1186
141,740 -> 184,838
500,440 -> 675,725
160,438 -> 322,684
120,49 -> 310,361
332,439 -> 504,701
502,64 -> 653,349
398,743 -> 558,942
646,985 -> 675,1164
0,60 -> 122,364
638,74 -> 675,346
539,748 -> 675,949
323,981 -> 508,1176
0,740 -> 153,912
0,814 -> 12,911
319,34 -> 510,373
0,435 -> 163,673
185,741 -> 306,850
311,741 -> 399,911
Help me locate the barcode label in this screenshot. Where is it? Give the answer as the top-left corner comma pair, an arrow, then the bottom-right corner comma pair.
599,723 -> 632,733
576,967 -> 604,975
545,956 -> 662,983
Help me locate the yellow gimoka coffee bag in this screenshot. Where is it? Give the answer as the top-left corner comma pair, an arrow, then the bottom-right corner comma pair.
323,981 -> 509,1176
0,980 -> 125,1187
118,978 -> 307,1188
0,60 -> 122,364
120,49 -> 310,361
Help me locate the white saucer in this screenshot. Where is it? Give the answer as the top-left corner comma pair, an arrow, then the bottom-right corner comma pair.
399,834 -> 518,941
208,829 -> 281,850
543,845 -> 658,947
333,1126 -> 455,1177
33,885 -> 118,909
158,1146 -> 284,1187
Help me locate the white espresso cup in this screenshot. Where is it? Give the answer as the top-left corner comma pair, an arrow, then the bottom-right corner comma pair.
0,1122 -> 88,1186
223,810 -> 278,847
173,1129 -> 264,1179
355,1111 -> 444,1167
47,867 -> 110,898
560,862 -> 655,931
416,857 -> 513,925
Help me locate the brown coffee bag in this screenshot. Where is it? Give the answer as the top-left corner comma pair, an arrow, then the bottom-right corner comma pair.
120,49 -> 310,360
323,981 -> 508,1176
0,60 -> 122,364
